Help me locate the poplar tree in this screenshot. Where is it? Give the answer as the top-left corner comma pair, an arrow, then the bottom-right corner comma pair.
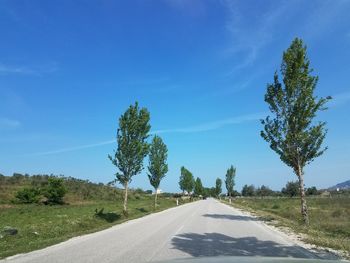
148,135 -> 168,209
225,165 -> 236,199
108,102 -> 150,216
215,178 -> 222,197
179,167 -> 194,196
261,38 -> 331,225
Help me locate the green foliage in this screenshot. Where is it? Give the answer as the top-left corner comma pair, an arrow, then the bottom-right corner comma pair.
202,187 -> 217,198
179,166 -> 194,194
261,38 -> 330,174
194,177 -> 204,196
261,38 -> 330,224
44,177 -> 67,205
225,165 -> 236,197
281,181 -> 300,197
108,102 -> 151,215
0,174 -> 121,204
306,186 -> 318,196
109,102 -> 151,187
15,187 -> 41,204
242,184 -> 255,197
215,178 -> 222,197
147,135 -> 168,190
256,185 -> 274,197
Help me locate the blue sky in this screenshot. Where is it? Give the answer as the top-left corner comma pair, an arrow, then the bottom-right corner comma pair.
1,0 -> 350,193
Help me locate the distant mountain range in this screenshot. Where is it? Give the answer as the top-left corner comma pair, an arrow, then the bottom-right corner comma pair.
328,180 -> 350,190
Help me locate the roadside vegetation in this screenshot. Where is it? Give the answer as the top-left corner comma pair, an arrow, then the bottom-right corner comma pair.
224,196 -> 350,257
0,174 -> 186,259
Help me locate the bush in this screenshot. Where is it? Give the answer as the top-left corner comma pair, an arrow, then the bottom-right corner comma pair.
271,204 -> 280,209
44,177 -> 67,205
306,186 -> 318,196
15,187 -> 41,203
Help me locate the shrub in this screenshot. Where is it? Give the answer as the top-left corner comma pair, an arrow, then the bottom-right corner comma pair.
331,209 -> 342,217
271,204 -> 280,209
15,187 -> 41,203
44,177 -> 67,205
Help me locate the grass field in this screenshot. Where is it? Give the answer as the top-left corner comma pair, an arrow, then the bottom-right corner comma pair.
0,196 -> 184,259
225,197 -> 350,255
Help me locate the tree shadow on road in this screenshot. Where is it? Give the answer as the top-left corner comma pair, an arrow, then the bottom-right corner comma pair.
171,232 -> 312,258
203,214 -> 259,221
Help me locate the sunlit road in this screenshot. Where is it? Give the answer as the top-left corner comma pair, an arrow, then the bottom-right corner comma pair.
3,199 -> 327,263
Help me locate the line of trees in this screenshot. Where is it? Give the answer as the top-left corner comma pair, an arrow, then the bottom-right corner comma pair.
239,182 -> 319,197
108,37 -> 329,225
177,165 -> 237,200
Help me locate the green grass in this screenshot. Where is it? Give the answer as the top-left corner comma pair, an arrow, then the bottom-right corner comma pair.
0,196 -> 185,259
225,197 -> 350,255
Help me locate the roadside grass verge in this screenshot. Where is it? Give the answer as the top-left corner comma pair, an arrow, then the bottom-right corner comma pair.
0,196 -> 185,259
223,197 -> 350,256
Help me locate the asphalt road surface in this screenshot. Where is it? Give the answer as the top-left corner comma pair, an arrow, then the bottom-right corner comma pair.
3,199 -> 328,263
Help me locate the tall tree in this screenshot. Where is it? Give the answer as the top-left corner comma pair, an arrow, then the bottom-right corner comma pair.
179,167 -> 194,196
215,178 -> 222,197
261,38 -> 330,225
241,184 -> 255,197
194,177 -> 204,197
108,102 -> 151,216
147,135 -> 168,209
225,165 -> 236,199
281,181 -> 300,197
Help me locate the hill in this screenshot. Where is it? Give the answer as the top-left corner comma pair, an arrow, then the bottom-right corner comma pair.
0,173 -> 151,204
328,180 -> 350,191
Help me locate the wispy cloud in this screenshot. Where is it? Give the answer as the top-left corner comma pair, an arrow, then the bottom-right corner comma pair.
222,0 -> 292,75
0,118 -> 21,129
26,140 -> 115,156
329,91 -> 350,108
222,0 -> 350,75
298,0 -> 350,41
0,62 -> 58,76
154,112 -> 266,134
24,112 -> 265,156
165,0 -> 207,17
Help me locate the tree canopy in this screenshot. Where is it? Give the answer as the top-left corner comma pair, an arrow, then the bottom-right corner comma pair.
215,178 -> 222,197
179,167 -> 195,195
261,38 -> 330,224
148,135 -> 168,190
194,177 -> 204,196
108,102 -> 151,214
225,165 -> 236,197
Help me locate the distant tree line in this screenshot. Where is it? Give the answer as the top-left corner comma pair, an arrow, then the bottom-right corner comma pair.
239,182 -> 320,197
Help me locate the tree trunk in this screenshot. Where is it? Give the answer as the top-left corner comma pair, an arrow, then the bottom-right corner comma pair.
297,166 -> 309,225
123,181 -> 128,217
154,189 -> 158,210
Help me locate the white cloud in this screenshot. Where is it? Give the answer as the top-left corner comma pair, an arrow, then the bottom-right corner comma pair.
0,62 -> 58,76
154,112 -> 266,134
24,112 -> 265,156
27,140 -> 115,156
222,0 -> 292,74
0,118 -> 21,129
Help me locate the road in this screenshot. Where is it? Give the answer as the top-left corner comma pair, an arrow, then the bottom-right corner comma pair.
4,199 -> 325,263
